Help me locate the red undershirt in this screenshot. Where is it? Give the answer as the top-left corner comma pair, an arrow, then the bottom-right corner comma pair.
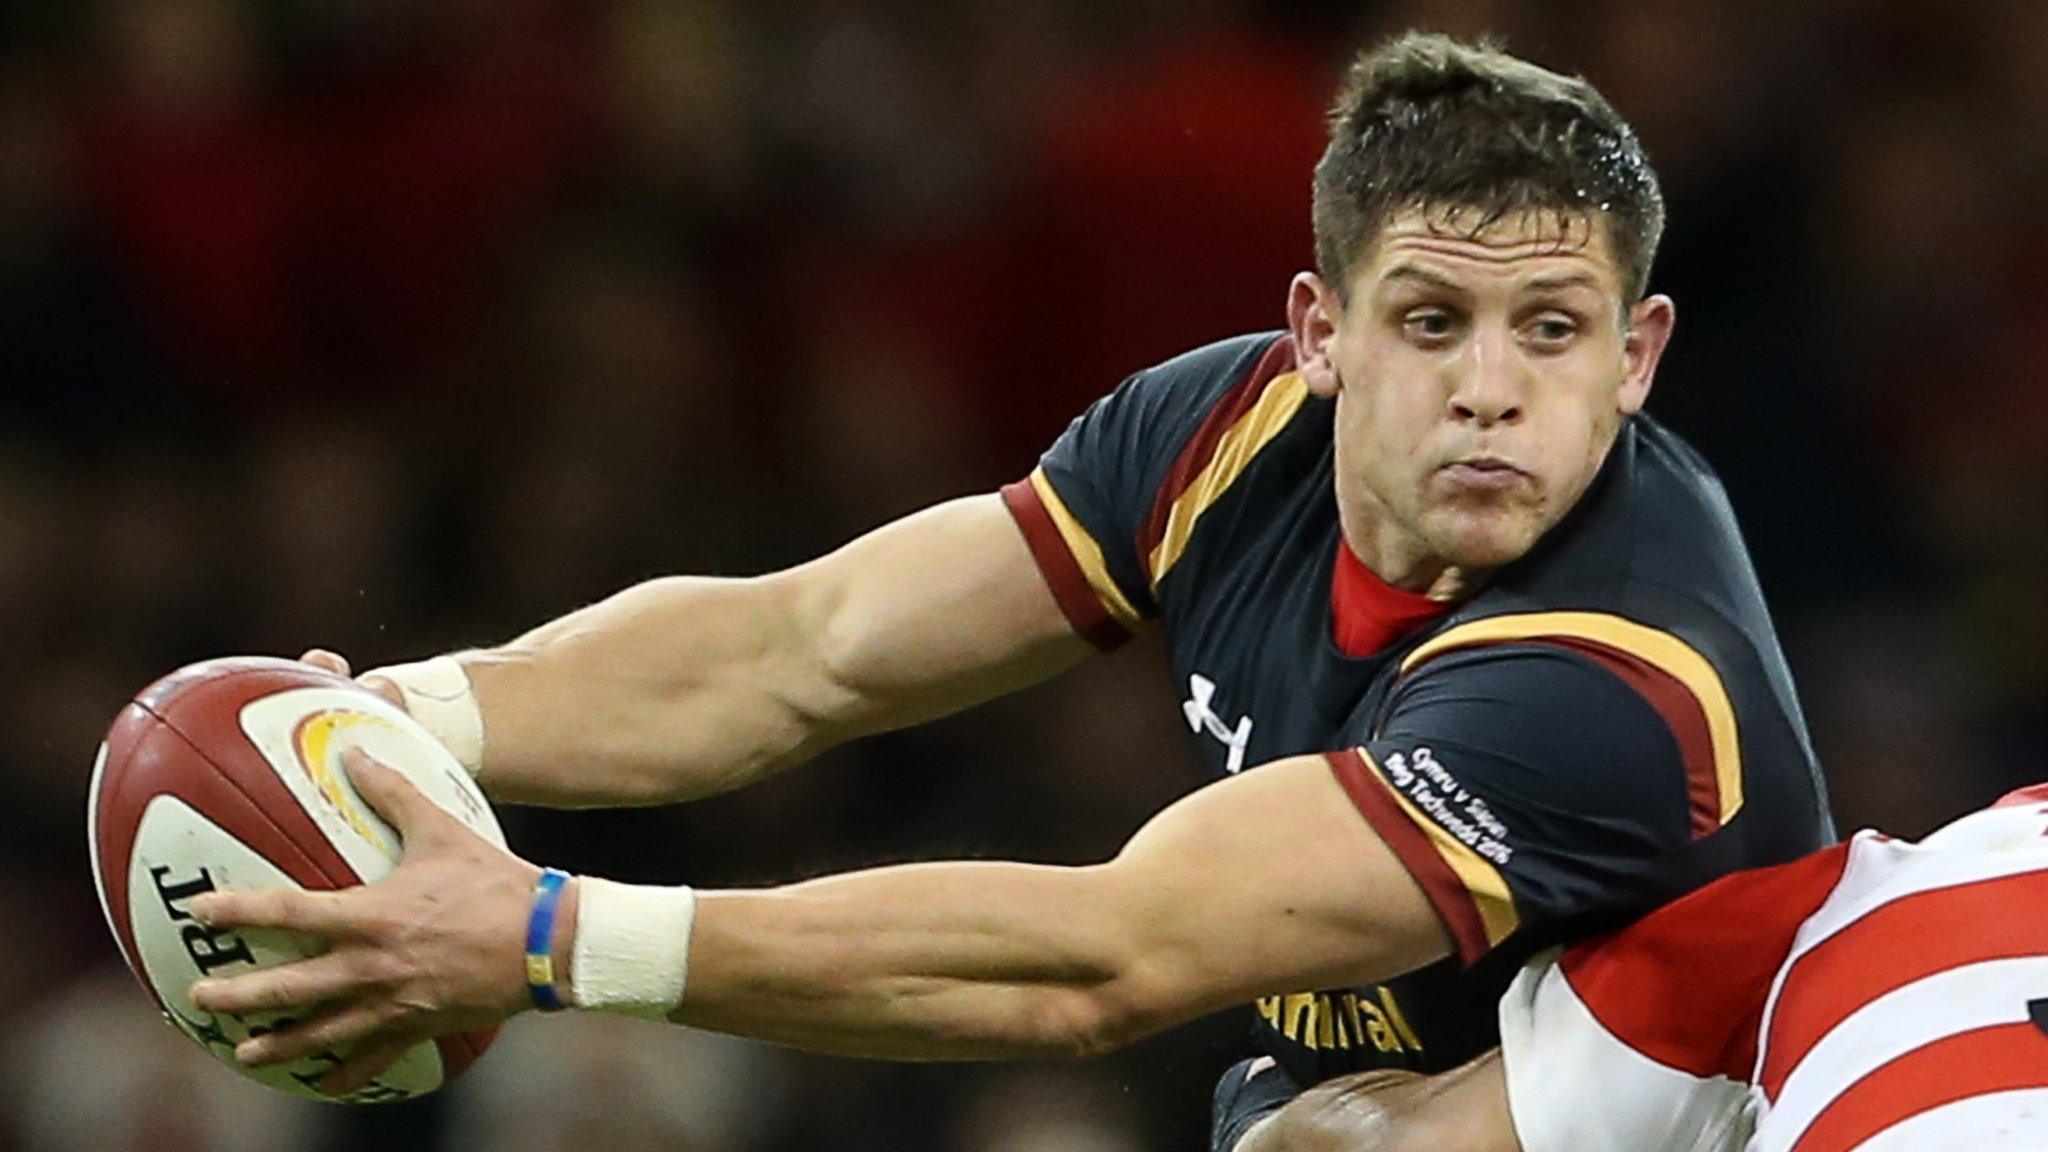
1329,540 -> 1455,657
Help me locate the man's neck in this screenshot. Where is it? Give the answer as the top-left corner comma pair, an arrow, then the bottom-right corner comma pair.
1336,497 -> 1491,603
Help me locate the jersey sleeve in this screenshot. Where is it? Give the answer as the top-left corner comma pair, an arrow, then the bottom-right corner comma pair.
1499,951 -> 1755,1152
1327,614 -> 1753,966
1001,333 -> 1292,650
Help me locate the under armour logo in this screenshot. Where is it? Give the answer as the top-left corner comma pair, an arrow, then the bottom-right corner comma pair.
1183,673 -> 1254,774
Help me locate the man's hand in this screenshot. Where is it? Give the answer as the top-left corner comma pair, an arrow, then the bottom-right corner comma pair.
1236,1053 -> 1518,1152
298,648 -> 405,711
186,748 -> 552,1096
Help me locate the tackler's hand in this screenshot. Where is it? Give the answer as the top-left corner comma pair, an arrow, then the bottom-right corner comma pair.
187,748 -> 559,1096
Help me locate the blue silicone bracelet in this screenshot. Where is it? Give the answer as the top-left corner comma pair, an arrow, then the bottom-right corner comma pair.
524,868 -> 571,1012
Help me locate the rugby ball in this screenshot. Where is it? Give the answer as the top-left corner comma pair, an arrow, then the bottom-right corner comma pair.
88,656 -> 506,1103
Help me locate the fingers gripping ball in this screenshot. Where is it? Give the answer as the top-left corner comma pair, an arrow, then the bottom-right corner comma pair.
87,657 -> 507,1103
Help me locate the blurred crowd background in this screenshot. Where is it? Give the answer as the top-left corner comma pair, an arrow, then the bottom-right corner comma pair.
0,0 -> 2043,1148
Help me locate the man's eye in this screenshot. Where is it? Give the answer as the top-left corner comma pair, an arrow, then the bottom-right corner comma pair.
1528,318 -> 1577,345
1404,311 -> 1456,339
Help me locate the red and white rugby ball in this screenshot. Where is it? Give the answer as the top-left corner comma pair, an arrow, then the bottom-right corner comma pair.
87,656 -> 506,1103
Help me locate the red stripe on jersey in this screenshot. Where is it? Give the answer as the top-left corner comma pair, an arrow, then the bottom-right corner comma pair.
1786,1022 -> 2048,1152
1759,868 -> 2048,1099
999,479 -> 1131,651
1135,336 -> 1296,564
1561,842 -> 1851,1081
1535,636 -> 1727,838
1994,783 -> 2048,809
1325,748 -> 1491,965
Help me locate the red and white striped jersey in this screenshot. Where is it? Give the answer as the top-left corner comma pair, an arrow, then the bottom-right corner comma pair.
1501,785 -> 2048,1152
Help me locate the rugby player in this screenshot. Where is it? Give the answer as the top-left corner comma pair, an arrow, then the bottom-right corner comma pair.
1229,784 -> 2048,1152
184,33 -> 1834,1146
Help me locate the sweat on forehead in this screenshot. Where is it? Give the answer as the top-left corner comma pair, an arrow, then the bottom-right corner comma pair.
1313,32 -> 1666,302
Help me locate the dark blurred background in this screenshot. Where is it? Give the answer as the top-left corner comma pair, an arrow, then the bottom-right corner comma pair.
1,0 -> 2043,1148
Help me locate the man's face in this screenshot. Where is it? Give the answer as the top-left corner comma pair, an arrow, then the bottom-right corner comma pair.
1290,206 -> 1675,580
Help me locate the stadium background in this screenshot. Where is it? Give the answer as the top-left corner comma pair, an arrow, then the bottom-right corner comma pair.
0,0 -> 2043,1148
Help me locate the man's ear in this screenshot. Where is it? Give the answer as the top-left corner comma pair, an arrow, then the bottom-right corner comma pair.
1618,294 -> 1675,416
1288,273 -> 1342,398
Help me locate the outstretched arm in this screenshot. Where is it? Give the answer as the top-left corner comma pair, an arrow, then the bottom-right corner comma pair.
188,750 -> 1449,1086
355,494 -> 1094,808
674,753 -> 1448,1059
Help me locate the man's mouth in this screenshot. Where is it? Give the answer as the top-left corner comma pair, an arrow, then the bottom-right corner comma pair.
1438,456 -> 1530,492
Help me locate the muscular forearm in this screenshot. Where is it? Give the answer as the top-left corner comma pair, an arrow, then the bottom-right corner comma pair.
673,861 -> 1160,1061
461,572 -> 841,807
652,762 -> 1444,1061
438,496 -> 1087,808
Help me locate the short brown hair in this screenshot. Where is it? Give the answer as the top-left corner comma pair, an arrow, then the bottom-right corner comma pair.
1313,32 -> 1665,302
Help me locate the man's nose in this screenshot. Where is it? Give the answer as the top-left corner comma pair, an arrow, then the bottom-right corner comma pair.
1448,331 -> 1525,426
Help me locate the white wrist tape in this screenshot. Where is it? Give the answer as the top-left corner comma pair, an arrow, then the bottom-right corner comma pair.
570,878 -> 697,1019
366,655 -> 485,778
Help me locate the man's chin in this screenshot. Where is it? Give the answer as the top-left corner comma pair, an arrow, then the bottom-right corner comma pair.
1427,514 -> 1544,571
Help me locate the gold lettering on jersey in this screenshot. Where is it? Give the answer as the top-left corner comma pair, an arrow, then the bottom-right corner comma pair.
1256,987 -> 1425,1056
1378,985 -> 1423,1051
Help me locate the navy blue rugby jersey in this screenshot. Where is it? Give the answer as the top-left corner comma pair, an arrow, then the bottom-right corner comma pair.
1000,331 -> 1834,1083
